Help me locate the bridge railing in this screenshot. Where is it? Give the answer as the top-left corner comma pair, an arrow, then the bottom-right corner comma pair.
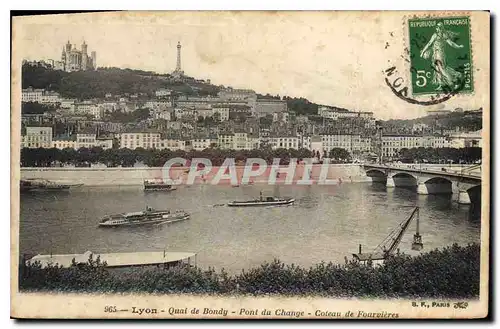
364,164 -> 481,179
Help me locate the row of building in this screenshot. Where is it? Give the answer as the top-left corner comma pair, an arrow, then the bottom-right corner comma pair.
21,126 -> 113,150
21,126 -> 482,159
21,86 -> 292,120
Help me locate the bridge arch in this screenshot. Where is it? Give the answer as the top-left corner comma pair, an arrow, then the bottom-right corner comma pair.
458,185 -> 481,206
365,169 -> 387,177
391,172 -> 418,188
418,176 -> 453,195
365,169 -> 387,183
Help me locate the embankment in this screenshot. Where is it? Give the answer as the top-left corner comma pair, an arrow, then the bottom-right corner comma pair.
19,163 -> 476,187
20,164 -> 370,186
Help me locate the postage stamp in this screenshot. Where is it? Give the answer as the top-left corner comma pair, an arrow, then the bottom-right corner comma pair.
408,16 -> 473,96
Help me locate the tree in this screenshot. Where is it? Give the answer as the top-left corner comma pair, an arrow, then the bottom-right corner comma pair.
284,97 -> 319,116
21,102 -> 57,115
117,148 -> 138,167
259,115 -> 273,126
328,148 -> 351,162
396,147 -> 481,164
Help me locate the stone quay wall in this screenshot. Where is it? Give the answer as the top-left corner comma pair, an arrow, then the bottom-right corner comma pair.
20,164 -> 370,186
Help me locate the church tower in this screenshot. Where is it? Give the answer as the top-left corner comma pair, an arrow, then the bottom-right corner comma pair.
81,40 -> 88,70
61,47 -> 67,71
91,51 -> 97,70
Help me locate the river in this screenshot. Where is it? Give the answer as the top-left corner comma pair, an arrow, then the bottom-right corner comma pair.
19,183 -> 481,273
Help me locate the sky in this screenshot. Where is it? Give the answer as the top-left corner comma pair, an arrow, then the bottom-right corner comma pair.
13,11 -> 489,120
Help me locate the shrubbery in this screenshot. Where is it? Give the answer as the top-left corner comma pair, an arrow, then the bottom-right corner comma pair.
20,146 -> 315,167
398,147 -> 481,164
19,244 -> 480,298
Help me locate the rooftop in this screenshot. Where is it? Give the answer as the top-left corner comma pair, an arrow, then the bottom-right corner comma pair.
122,128 -> 161,134
53,135 -> 76,141
256,99 -> 286,103
77,128 -> 96,135
28,251 -> 196,269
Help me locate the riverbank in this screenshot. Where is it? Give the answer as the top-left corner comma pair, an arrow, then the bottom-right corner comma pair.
19,163 -> 478,187
20,164 -> 371,186
19,243 -> 479,298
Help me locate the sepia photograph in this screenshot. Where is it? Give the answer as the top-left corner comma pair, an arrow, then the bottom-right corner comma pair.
10,10 -> 490,319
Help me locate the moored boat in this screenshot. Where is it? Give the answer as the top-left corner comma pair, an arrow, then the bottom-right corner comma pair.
99,206 -> 190,227
20,179 -> 83,192
144,179 -> 176,192
227,192 -> 295,207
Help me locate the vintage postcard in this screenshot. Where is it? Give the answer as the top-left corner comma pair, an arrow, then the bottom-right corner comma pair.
11,11 -> 490,319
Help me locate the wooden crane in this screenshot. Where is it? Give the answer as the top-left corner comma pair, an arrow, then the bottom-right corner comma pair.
353,207 -> 423,262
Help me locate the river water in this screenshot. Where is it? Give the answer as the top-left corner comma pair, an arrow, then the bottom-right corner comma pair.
19,183 -> 481,273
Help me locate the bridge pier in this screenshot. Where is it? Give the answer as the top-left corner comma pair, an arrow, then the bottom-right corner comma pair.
452,182 -> 473,205
386,177 -> 395,188
417,182 -> 429,195
457,190 -> 471,204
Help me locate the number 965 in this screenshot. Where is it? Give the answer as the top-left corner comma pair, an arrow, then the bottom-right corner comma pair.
104,306 -> 117,312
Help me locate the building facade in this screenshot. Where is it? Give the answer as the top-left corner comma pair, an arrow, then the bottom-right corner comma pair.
120,131 -> 162,149
217,88 -> 257,101
270,136 -> 299,150
217,133 -> 235,149
445,130 -> 482,148
318,106 -> 374,120
381,134 -> 447,159
21,88 -> 44,103
190,138 -> 214,151
75,102 -> 103,119
21,126 -> 53,148
233,132 -> 249,150
76,132 -> 97,149
321,134 -> 372,154
212,106 -> 230,121
22,88 -> 60,104
96,137 -> 114,150
255,99 -> 287,117
159,139 -> 186,150
155,89 -> 172,97
52,135 -> 77,150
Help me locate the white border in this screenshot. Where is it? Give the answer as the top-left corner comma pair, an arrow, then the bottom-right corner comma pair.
3,1 -> 498,328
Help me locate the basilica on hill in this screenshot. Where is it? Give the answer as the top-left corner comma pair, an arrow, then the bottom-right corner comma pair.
59,40 -> 97,72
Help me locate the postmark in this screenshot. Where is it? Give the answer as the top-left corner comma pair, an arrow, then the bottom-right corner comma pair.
383,14 -> 473,106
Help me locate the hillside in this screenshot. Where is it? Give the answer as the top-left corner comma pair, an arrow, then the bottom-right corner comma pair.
22,64 -> 220,99
21,64 -> 483,127
385,110 -> 482,132
21,64 -> 322,116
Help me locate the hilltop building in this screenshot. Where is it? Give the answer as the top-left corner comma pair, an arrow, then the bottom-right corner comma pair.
318,106 -> 374,120
255,99 -> 287,117
60,40 -> 97,72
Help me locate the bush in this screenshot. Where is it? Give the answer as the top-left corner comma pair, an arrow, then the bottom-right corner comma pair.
19,243 -> 480,298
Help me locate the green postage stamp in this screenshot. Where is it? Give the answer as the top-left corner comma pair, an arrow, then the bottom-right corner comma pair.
408,16 -> 473,96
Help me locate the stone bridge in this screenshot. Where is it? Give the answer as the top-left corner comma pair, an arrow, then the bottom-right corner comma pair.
363,164 -> 482,204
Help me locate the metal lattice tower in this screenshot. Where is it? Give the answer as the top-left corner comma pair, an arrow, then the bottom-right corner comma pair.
176,41 -> 182,72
